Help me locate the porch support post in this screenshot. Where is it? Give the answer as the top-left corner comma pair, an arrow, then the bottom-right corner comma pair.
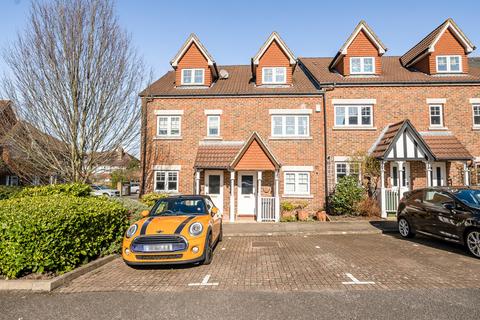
397,161 -> 404,201
425,161 -> 432,187
380,161 -> 386,218
274,169 -> 280,222
229,170 -> 235,222
463,162 -> 470,186
257,171 -> 262,222
195,170 -> 201,195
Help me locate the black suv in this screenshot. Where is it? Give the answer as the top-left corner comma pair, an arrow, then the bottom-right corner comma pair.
397,187 -> 480,258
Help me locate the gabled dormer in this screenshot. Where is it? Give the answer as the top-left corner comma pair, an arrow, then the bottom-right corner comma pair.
170,33 -> 218,87
400,19 -> 476,75
329,21 -> 387,76
252,32 -> 296,86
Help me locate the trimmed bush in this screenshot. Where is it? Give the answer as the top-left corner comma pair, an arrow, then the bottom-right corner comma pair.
355,197 -> 381,217
0,186 -> 21,200
329,176 -> 365,216
113,197 -> 150,223
140,192 -> 168,207
16,183 -> 91,198
0,195 -> 128,278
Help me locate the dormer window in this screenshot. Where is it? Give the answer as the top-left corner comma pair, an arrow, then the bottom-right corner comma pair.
350,57 -> 375,74
262,67 -> 286,84
436,55 -> 461,73
181,68 -> 204,85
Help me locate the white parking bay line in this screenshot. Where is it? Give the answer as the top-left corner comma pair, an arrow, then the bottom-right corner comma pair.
342,273 -> 375,285
188,274 -> 219,287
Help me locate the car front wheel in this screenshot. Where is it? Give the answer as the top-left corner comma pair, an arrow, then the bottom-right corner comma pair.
466,230 -> 480,258
398,217 -> 415,238
202,233 -> 213,265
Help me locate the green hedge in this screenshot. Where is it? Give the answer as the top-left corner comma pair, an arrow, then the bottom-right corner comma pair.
16,183 -> 92,198
0,186 -> 21,200
0,195 -> 128,278
140,192 -> 168,207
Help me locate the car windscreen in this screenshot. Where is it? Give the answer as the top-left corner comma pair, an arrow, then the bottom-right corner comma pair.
151,198 -> 207,216
452,189 -> 480,208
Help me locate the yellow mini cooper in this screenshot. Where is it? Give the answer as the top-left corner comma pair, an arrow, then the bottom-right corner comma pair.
122,195 -> 223,266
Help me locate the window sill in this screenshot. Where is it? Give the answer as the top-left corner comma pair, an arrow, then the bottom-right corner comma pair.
154,136 -> 183,140
203,137 -> 223,140
282,194 -> 314,199
269,136 -> 313,140
428,126 -> 449,131
472,126 -> 480,131
332,126 -> 377,131
154,191 -> 180,194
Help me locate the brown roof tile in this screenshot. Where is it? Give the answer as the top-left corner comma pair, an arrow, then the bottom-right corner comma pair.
194,143 -> 242,169
301,56 -> 480,85
140,65 -> 318,96
371,120 -> 406,158
422,135 -> 473,160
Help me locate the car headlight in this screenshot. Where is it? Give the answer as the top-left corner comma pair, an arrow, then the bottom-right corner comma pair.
126,224 -> 138,238
189,222 -> 203,236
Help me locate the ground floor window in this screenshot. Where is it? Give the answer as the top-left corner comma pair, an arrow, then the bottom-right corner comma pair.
335,162 -> 361,184
154,171 -> 178,192
284,172 -> 310,195
476,163 -> 480,186
6,175 -> 19,186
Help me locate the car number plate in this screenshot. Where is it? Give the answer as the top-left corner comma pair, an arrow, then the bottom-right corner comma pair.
143,244 -> 173,252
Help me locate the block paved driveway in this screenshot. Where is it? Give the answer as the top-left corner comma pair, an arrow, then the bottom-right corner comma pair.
58,233 -> 480,293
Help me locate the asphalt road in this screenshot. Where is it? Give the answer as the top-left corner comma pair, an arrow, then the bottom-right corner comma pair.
1,288 -> 479,320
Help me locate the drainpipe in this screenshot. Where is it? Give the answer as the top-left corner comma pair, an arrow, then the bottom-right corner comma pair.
322,85 -> 335,211
140,97 -> 150,197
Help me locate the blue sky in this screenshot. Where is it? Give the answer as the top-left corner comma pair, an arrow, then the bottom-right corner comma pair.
0,0 -> 479,79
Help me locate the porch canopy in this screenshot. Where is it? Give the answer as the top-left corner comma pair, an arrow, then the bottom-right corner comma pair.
370,119 -> 474,217
194,132 -> 281,222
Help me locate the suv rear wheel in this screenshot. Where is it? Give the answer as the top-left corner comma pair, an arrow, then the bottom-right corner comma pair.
398,217 -> 415,238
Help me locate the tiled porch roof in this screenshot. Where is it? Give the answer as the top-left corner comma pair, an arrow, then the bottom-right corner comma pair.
194,142 -> 243,169
421,134 -> 473,160
370,120 -> 406,158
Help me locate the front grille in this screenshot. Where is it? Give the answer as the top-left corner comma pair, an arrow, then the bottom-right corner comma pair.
136,254 -> 183,260
131,235 -> 188,253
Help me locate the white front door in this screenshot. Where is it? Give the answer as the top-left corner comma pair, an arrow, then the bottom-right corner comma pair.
390,163 -> 410,197
205,171 -> 223,214
431,162 -> 447,186
237,172 -> 257,215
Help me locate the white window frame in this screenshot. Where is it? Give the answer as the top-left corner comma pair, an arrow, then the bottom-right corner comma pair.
335,162 -> 361,184
436,55 -> 462,73
262,67 -> 287,84
334,105 -> 373,128
283,172 -> 310,196
207,115 -> 220,137
350,57 -> 375,74
181,68 -> 205,85
271,115 -> 310,137
473,104 -> 480,128
6,175 -> 19,186
429,104 -> 444,127
157,115 -> 181,137
154,170 -> 179,193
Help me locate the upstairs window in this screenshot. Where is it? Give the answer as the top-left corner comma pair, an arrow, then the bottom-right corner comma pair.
473,105 -> 480,126
157,116 -> 181,137
262,67 -> 286,84
207,115 -> 220,137
436,56 -> 462,73
335,105 -> 373,127
429,104 -> 444,127
350,57 -> 375,74
271,115 -> 309,137
181,68 -> 204,85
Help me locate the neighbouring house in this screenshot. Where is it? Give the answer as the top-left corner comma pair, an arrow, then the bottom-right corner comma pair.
91,147 -> 140,186
140,18 -> 480,222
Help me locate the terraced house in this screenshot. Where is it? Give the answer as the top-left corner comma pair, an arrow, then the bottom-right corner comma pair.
140,18 -> 480,222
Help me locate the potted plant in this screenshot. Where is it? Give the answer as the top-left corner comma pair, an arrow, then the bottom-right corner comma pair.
296,201 -> 309,221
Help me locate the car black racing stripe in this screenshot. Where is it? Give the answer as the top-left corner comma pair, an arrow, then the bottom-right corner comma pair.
174,216 -> 196,234
140,217 -> 154,235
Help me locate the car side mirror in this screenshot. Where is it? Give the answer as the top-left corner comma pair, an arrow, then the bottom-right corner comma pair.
211,207 -> 219,216
442,202 -> 455,211
141,210 -> 150,218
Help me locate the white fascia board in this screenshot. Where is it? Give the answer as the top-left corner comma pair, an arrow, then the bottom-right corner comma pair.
171,37 -> 214,67
430,22 -> 474,53
153,165 -> 182,171
331,99 -> 376,105
341,24 -> 386,55
269,109 -> 313,115
426,98 -> 446,104
282,165 -> 314,172
154,110 -> 184,115
204,109 -> 223,115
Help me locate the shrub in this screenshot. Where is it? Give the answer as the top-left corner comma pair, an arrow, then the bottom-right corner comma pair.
0,195 -> 128,278
0,186 -> 21,200
16,183 -> 91,198
140,192 -> 168,207
355,197 -> 381,217
329,176 -> 365,216
280,200 -> 309,212
113,197 -> 150,222
280,215 -> 297,222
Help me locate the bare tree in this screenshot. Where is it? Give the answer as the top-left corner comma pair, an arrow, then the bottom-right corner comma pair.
1,0 -> 145,182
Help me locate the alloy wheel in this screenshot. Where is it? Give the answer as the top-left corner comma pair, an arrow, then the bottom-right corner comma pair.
466,231 -> 480,258
398,219 -> 410,237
